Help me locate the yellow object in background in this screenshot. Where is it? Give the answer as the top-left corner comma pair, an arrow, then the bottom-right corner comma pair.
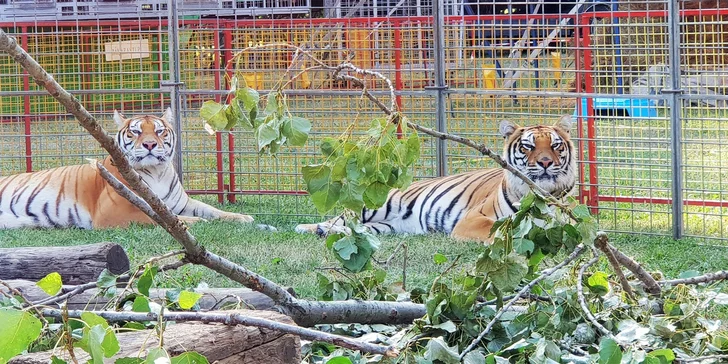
483,64 -> 497,90
243,73 -> 263,90
551,52 -> 562,81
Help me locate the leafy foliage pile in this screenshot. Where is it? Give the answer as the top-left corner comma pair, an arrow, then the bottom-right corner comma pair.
0,267 -> 210,363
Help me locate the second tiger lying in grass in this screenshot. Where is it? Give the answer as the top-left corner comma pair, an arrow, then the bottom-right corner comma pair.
295,115 -> 576,243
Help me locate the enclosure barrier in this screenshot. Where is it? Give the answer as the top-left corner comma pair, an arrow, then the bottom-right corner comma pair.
0,2 -> 727,241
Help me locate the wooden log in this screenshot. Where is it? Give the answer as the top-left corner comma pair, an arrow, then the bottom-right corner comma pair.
0,243 -> 130,285
10,310 -> 301,364
2,280 -> 276,311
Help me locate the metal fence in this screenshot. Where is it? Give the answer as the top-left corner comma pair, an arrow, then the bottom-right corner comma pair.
1,0 -> 727,242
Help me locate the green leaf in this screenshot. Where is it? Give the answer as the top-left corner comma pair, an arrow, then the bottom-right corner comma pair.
363,181 -> 391,209
339,180 -> 366,211
598,338 -> 622,364
475,252 -> 500,273
36,272 -> 63,296
81,312 -> 109,329
586,271 -> 610,296
255,119 -> 280,152
144,348 -> 169,364
137,266 -> 157,297
0,308 -> 43,363
320,137 -> 339,157
513,238 -> 535,255
489,253 -> 528,291
405,132 -> 421,165
115,358 -> 144,364
325,357 -> 353,364
333,236 -> 358,260
678,270 -> 700,279
519,191 -> 536,211
131,296 -> 150,313
96,269 -> 117,289
433,253 -> 448,265
265,91 -> 281,116
424,337 -> 460,364
100,327 -> 120,359
200,101 -> 228,132
178,291 -> 204,310
51,356 -> 68,364
572,204 -> 592,220
171,351 -> 210,364
302,165 -> 341,214
647,349 -> 675,362
281,116 -> 311,146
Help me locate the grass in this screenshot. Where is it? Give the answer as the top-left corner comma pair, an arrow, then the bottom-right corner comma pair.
0,197 -> 726,300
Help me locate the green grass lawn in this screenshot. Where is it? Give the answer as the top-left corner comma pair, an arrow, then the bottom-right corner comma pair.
0,198 -> 725,300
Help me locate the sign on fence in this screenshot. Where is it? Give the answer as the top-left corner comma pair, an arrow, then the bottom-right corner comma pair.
104,39 -> 150,62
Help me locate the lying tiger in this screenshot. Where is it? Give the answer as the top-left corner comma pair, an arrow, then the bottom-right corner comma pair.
295,115 -> 577,243
0,108 -> 256,229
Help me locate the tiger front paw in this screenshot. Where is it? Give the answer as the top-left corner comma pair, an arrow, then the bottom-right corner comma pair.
224,213 -> 254,223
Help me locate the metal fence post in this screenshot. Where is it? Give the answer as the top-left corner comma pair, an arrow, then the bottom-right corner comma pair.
429,0 -> 448,177
165,0 -> 185,182
666,0 -> 684,239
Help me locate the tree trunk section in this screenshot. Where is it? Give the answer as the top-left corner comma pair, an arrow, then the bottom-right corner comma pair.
2,280 -> 276,311
0,242 -> 130,285
10,310 -> 301,364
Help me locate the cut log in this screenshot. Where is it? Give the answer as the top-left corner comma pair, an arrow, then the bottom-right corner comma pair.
10,310 -> 301,364
0,242 -> 130,285
2,280 -> 276,311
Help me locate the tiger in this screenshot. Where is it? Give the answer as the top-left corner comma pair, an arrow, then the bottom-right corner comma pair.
0,108 -> 258,230
295,115 -> 577,243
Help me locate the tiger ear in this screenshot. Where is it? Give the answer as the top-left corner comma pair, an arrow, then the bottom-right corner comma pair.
162,107 -> 175,125
113,110 -> 127,128
554,115 -> 572,134
499,120 -> 518,139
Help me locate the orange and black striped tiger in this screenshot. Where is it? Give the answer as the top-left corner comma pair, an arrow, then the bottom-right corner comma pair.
0,108 -> 257,229
295,115 -> 576,243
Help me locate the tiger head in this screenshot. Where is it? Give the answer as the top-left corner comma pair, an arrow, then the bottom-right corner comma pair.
499,115 -> 576,197
114,108 -> 176,169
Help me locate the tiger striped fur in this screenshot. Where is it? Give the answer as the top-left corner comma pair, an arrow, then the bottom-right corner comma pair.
295,115 -> 576,243
0,108 -> 256,229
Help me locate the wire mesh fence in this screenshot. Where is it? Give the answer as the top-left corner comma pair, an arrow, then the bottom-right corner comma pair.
0,0 -> 727,242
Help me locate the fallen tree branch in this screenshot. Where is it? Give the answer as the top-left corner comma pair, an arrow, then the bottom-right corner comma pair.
676,354 -> 728,363
593,232 -> 635,299
606,244 -> 661,295
40,309 -> 399,357
576,254 -> 619,343
659,270 -> 728,286
0,29 -> 427,327
459,244 -> 587,360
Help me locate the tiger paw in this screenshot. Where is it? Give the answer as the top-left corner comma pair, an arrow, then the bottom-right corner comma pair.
178,216 -> 207,224
223,213 -> 254,223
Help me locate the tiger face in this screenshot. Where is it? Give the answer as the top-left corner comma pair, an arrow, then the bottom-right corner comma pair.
499,115 -> 576,196
114,108 -> 176,169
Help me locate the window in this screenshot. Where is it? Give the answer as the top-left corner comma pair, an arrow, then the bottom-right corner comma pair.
61,5 -> 73,15
222,1 -> 232,7
77,5 -> 88,13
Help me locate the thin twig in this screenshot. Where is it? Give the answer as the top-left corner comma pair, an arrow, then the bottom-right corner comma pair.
576,253 -> 619,343
41,309 -> 399,357
373,241 -> 406,267
659,270 -> 728,286
558,340 -> 590,356
30,260 -> 187,308
402,244 -> 408,291
477,293 -> 552,307
0,279 -> 49,326
429,255 -> 461,296
593,232 -> 634,299
459,244 -> 587,360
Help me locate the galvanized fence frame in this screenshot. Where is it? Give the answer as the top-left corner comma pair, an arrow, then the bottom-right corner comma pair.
0,0 -> 727,242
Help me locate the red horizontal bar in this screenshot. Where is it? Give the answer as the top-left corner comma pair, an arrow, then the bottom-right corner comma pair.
0,20 -> 167,28
598,195 -> 728,208
187,189 -> 308,196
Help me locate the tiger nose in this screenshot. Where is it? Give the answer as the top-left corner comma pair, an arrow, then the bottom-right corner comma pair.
538,157 -> 553,169
142,141 -> 158,151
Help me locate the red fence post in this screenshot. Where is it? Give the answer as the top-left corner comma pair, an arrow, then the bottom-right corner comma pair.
574,23 -> 587,206
223,25 -> 237,204
213,26 -> 225,204
21,26 -> 32,173
394,25 -> 403,137
581,22 -> 599,214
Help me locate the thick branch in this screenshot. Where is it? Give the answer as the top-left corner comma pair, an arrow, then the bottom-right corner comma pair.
593,232 -> 634,298
41,309 -> 398,357
607,244 -> 661,295
459,244 -> 586,360
659,270 -> 728,286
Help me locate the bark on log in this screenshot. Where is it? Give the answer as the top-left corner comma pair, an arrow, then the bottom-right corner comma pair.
0,243 -> 130,285
10,310 -> 301,364
2,280 -> 275,311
